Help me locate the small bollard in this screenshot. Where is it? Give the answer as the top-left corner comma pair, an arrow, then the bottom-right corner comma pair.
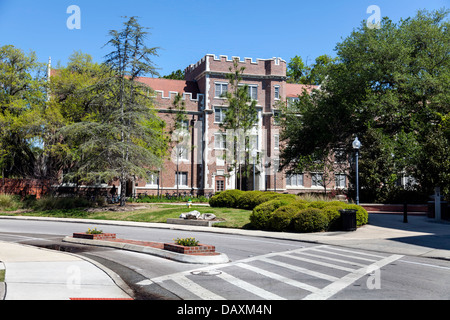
187,199 -> 192,209
403,202 -> 408,223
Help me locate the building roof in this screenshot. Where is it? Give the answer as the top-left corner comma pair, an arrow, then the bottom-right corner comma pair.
285,83 -> 317,98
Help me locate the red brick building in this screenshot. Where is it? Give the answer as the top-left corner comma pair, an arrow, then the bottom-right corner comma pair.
130,54 -> 347,197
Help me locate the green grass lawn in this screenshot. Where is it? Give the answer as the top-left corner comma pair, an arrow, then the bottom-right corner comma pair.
0,204 -> 253,229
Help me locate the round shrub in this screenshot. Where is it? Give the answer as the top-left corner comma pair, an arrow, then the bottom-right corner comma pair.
236,191 -> 264,210
289,199 -> 309,210
209,189 -> 244,208
292,208 -> 328,233
250,199 -> 292,230
269,205 -> 299,231
321,206 -> 345,231
344,204 -> 369,226
306,201 -> 329,209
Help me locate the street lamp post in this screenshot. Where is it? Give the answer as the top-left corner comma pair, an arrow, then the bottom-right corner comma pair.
353,137 -> 361,205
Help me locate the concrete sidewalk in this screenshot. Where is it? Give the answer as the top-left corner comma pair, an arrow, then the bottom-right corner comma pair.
0,213 -> 449,300
0,241 -> 133,300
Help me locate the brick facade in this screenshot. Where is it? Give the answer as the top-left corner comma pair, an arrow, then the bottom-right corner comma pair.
132,54 -> 348,197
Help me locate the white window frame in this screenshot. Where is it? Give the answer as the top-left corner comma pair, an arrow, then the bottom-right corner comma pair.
286,173 -> 304,187
274,134 -> 279,150
214,133 -> 227,149
311,173 -> 324,187
214,107 -> 227,123
215,82 -> 228,98
176,145 -> 189,161
274,85 -> 280,100
145,172 -> 159,187
175,172 -> 188,187
335,173 -> 346,188
248,85 -> 258,101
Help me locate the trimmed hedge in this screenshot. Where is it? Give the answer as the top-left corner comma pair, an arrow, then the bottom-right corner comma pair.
209,189 -> 245,208
250,199 -> 293,230
208,190 -> 369,233
269,205 -> 299,231
292,208 -> 329,233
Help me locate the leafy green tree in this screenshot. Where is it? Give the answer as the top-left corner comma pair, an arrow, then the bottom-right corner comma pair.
0,45 -> 46,178
286,54 -> 335,85
44,51 -> 111,181
281,9 -> 450,201
162,69 -> 185,80
60,17 -> 167,206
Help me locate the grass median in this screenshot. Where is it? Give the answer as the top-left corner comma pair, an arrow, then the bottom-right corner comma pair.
0,203 -> 253,229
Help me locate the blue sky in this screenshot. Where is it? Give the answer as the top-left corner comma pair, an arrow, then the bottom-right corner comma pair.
0,0 -> 447,76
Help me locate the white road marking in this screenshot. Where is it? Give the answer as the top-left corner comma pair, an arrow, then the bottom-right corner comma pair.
217,271 -> 286,300
279,252 -> 357,272
260,257 -> 339,282
303,254 -> 404,300
236,263 -> 321,293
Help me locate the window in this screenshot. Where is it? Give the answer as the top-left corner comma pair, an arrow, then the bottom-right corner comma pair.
248,85 -> 258,100
334,149 -> 347,164
274,86 -> 280,100
311,173 -> 324,187
215,83 -> 228,98
176,145 -> 189,160
286,173 -> 304,187
145,172 -> 159,187
216,180 -> 224,192
214,133 -> 227,149
335,174 -> 346,188
178,120 -> 189,131
214,107 -> 227,123
175,172 -> 188,186
273,111 -> 281,125
274,134 -> 279,149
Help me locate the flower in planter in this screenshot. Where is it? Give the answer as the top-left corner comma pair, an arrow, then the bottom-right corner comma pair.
86,227 -> 103,235
174,237 -> 200,247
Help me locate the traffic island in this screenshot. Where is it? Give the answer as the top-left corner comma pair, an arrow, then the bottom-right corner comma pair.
64,234 -> 229,264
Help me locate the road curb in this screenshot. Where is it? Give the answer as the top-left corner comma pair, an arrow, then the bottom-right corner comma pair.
62,236 -> 230,265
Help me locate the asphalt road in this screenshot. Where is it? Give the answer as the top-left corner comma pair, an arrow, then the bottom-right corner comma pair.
1,218 -> 450,300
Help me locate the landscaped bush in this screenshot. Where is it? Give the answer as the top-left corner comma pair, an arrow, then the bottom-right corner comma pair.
0,194 -> 22,211
250,198 -> 293,230
269,205 -> 299,231
321,206 -> 345,231
236,190 -> 264,210
292,208 -> 329,233
32,196 -> 93,211
344,204 -> 369,226
289,199 -> 309,210
209,189 -> 244,208
306,200 -> 329,209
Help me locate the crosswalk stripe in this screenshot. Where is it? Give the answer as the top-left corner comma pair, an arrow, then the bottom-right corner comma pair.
166,275 -> 226,300
303,254 -> 404,300
311,248 -> 378,262
217,271 -> 286,300
322,246 -> 386,258
260,257 -> 339,282
299,251 -> 369,267
280,253 -> 357,272
236,263 -> 321,293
